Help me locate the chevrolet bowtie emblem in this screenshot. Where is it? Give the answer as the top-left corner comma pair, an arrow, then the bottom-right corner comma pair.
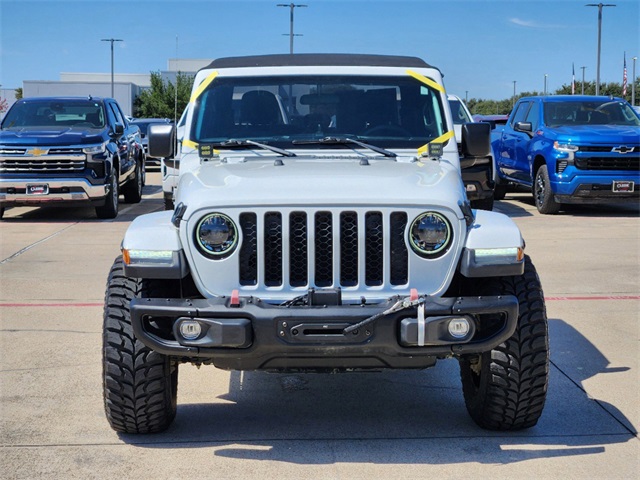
27,147 -> 49,156
612,146 -> 633,154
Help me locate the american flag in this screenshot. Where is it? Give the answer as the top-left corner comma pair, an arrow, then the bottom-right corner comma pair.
622,53 -> 628,96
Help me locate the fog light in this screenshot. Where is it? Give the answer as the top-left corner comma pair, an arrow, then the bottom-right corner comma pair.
179,320 -> 202,340
448,318 -> 470,338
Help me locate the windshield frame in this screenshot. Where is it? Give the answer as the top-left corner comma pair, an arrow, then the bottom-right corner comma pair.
189,74 -> 448,150
1,99 -> 106,130
543,99 -> 640,128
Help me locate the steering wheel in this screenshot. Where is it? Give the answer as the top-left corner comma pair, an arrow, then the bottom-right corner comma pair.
363,124 -> 412,137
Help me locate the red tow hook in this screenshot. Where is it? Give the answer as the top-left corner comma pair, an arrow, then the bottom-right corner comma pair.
229,289 -> 240,308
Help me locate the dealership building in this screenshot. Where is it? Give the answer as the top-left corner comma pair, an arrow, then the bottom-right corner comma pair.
2,59 -> 210,118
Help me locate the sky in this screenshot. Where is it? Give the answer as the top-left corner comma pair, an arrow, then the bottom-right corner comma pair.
0,0 -> 638,100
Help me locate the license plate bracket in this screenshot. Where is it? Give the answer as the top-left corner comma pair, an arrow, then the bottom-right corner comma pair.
26,184 -> 49,195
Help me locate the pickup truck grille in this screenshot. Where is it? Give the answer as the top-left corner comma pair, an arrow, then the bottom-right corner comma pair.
0,147 -> 86,173
575,156 -> 640,171
238,210 -> 409,289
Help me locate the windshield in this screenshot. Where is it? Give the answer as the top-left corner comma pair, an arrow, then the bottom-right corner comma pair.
449,99 -> 472,125
190,75 -> 447,149
543,100 -> 640,127
1,99 -> 106,129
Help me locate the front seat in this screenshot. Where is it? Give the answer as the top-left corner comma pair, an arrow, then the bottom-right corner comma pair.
239,91 -> 283,126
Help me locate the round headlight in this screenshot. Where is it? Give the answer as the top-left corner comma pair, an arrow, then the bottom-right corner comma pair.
409,212 -> 452,257
195,213 -> 238,258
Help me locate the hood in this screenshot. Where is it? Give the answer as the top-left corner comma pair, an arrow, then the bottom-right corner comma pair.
177,155 -> 466,215
545,125 -> 640,145
0,127 -> 106,146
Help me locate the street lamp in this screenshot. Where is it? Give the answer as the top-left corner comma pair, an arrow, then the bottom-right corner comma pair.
512,80 -> 517,108
277,3 -> 307,54
101,38 -> 123,98
585,3 -> 616,95
633,57 -> 637,106
581,66 -> 587,94
544,74 -> 548,95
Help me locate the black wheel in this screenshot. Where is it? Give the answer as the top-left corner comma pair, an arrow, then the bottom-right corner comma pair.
96,172 -> 119,219
470,194 -> 494,211
123,162 -> 143,204
533,165 -> 560,214
459,255 -> 549,430
102,256 -> 178,433
493,183 -> 507,201
164,192 -> 174,211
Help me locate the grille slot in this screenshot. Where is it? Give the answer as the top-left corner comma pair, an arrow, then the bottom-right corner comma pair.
315,211 -> 334,287
239,213 -> 258,285
237,210 -> 410,290
575,156 -> 639,170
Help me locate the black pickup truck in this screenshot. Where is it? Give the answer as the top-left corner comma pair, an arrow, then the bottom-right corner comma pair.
0,96 -> 145,219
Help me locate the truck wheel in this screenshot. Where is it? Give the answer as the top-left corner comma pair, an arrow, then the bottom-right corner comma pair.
533,165 -> 561,214
96,172 -> 119,219
102,256 -> 178,433
493,184 -> 507,201
459,255 -> 549,430
123,162 -> 143,204
164,193 -> 174,211
470,195 -> 494,211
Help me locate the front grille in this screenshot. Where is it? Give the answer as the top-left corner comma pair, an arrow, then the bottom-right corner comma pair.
238,210 -> 409,289
580,146 -> 637,153
575,156 -> 640,170
0,147 -> 86,173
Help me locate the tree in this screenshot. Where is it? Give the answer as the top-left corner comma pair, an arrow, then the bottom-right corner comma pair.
15,88 -> 22,100
134,71 -> 193,120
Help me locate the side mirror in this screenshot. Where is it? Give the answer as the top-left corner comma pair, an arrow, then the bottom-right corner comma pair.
148,124 -> 176,159
112,123 -> 124,137
515,121 -> 532,133
461,122 -> 491,158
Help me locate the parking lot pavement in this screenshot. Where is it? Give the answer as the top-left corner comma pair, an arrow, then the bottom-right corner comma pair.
1,177 -> 638,479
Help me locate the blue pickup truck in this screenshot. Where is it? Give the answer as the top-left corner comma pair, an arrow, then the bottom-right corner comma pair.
491,95 -> 639,213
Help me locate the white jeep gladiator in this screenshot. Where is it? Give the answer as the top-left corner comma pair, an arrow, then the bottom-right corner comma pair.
102,54 -> 549,433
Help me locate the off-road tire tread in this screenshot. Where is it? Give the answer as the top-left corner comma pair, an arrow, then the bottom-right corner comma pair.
460,255 -> 549,430
102,256 -> 178,433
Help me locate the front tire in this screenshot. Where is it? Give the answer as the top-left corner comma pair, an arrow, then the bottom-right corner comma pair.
95,172 -> 119,219
122,162 -> 143,204
459,255 -> 549,430
102,256 -> 178,433
534,165 -> 561,214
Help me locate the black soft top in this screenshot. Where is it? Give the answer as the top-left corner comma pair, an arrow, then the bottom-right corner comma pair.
202,53 -> 435,71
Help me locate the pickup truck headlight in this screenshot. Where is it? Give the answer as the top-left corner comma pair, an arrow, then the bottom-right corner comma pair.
83,142 -> 107,154
553,141 -> 578,160
409,212 -> 452,258
195,213 -> 238,258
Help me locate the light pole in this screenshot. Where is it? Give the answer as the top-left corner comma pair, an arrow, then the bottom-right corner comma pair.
101,38 -> 123,98
585,3 -> 615,95
544,74 -> 548,95
277,3 -> 307,54
581,66 -> 587,94
633,57 -> 637,106
512,80 -> 517,108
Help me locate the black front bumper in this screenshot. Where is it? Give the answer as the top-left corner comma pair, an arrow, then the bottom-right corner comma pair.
130,294 -> 519,371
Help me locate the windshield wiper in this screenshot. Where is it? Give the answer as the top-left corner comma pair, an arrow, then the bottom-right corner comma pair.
212,139 -> 296,157
293,136 -> 397,158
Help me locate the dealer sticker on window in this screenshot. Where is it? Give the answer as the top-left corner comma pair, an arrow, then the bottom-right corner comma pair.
26,184 -> 49,195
